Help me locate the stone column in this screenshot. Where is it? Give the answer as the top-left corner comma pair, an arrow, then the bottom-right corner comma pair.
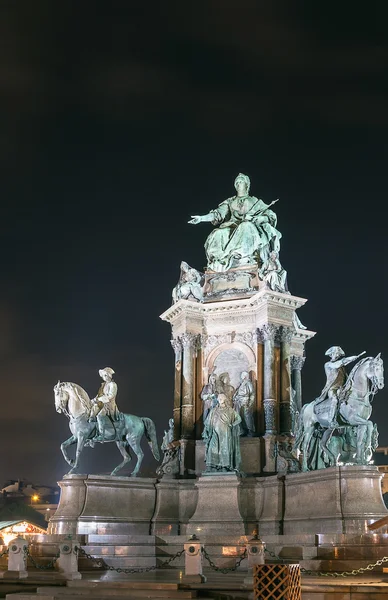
291,356 -> 305,415
171,338 -> 183,441
260,324 -> 280,472
180,333 -> 199,439
280,327 -> 294,436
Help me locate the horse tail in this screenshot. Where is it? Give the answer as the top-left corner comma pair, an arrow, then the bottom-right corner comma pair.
293,405 -> 306,451
142,417 -> 160,461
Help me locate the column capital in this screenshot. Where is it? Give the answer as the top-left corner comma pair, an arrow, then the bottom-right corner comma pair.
259,323 -> 282,343
280,326 -> 294,344
170,338 -> 182,354
291,355 -> 306,371
180,332 -> 200,351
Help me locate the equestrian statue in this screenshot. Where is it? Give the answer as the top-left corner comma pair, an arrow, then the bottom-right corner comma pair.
54,367 -> 160,476
293,347 -> 384,471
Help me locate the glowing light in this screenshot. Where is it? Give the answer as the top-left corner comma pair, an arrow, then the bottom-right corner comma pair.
31,495 -> 39,502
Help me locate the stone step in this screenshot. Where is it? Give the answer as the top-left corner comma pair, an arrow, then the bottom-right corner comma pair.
317,546 -> 388,560
37,585 -> 197,598
300,558 -> 387,573
7,592 -> 197,600
301,578 -> 388,600
6,596 -> 196,600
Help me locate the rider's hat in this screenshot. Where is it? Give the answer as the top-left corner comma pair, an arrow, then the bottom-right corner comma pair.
99,367 -> 115,378
325,346 -> 345,359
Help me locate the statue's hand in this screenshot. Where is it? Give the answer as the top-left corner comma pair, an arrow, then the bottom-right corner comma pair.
188,215 -> 201,225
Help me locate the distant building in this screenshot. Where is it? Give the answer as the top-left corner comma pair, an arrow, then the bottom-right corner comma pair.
0,479 -> 59,525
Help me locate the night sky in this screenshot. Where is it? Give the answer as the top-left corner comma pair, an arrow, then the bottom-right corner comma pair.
1,2 -> 388,485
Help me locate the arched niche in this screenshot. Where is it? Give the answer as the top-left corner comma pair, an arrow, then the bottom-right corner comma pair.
205,342 -> 256,389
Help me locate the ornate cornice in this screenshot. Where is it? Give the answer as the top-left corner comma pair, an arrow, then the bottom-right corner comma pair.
160,289 -> 309,323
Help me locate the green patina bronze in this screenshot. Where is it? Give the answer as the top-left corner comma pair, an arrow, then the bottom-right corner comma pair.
54,381 -> 160,476
293,351 -> 384,471
189,173 -> 281,272
202,393 -> 242,473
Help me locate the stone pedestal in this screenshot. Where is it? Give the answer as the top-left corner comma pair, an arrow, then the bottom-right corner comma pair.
49,475 -> 157,535
187,474 -> 257,535
258,476 -> 284,535
49,475 -> 87,535
151,478 -> 198,535
195,438 -> 262,476
160,288 -> 315,477
283,465 -> 388,534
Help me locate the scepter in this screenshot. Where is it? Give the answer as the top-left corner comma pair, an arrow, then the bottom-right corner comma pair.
248,197 -> 279,216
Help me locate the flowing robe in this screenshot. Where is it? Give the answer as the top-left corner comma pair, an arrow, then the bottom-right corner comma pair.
233,379 -> 255,435
259,256 -> 288,293
203,404 -> 242,471
205,195 -> 281,271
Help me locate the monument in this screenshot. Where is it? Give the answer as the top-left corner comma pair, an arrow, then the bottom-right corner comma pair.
49,172 -> 387,568
161,173 -> 315,477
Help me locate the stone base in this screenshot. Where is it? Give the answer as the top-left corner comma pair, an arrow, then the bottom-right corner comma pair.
181,574 -> 207,583
0,570 -> 28,579
203,264 -> 262,302
187,474 -> 257,535
283,465 -> 388,534
151,478 -> 197,535
49,475 -> 157,535
195,438 -> 262,476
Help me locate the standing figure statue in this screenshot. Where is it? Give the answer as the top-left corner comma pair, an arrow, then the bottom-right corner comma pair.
314,347 -> 366,428
161,418 -> 174,451
233,371 -> 255,436
172,261 -> 203,304
188,173 -> 281,272
200,372 -> 217,422
259,251 -> 288,293
89,367 -> 120,445
203,393 -> 242,472
216,372 -> 235,407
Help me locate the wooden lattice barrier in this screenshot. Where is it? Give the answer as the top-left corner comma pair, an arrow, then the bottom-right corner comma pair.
253,563 -> 301,600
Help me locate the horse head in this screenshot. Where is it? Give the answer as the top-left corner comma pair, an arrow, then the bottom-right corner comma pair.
367,353 -> 384,391
54,380 -> 69,414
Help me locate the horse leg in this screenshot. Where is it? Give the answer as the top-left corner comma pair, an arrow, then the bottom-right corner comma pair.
356,423 -> 373,464
126,435 -> 144,477
301,426 -> 314,472
320,429 -> 336,466
61,435 -> 77,467
67,434 -> 87,474
110,442 -> 132,476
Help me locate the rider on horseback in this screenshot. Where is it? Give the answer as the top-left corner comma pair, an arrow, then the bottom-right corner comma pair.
88,367 -> 121,445
315,347 -> 365,428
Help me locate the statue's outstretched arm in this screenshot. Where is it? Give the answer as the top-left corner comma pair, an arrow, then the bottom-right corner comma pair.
342,351 -> 366,366
188,213 -> 213,225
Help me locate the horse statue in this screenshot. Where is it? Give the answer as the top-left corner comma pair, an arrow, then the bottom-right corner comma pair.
54,381 -> 160,476
293,354 -> 384,471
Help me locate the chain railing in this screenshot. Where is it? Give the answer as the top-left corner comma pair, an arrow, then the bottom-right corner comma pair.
300,556 -> 388,578
76,545 -> 185,574
202,547 -> 247,574
264,546 -> 388,578
24,546 -> 59,570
